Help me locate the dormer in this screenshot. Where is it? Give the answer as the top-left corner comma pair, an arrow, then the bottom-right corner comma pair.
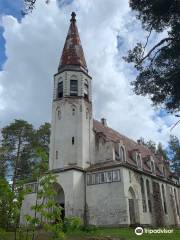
131,149 -> 142,168
150,156 -> 155,174
136,153 -> 142,168
114,142 -> 126,162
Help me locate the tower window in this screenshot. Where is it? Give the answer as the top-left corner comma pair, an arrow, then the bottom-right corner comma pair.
72,137 -> 74,145
84,80 -> 89,99
70,80 -> 78,96
57,110 -> 61,119
56,151 -> 58,159
86,109 -> 88,119
72,108 -> 75,116
57,81 -> 63,98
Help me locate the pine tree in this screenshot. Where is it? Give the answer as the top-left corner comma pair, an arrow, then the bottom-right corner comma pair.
124,0 -> 180,113
168,135 -> 180,177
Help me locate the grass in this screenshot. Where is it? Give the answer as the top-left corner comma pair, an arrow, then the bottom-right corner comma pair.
0,227 -> 180,240
66,227 -> 180,240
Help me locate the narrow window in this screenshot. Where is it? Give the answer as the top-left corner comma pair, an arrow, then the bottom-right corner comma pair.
57,110 -> 61,119
84,80 -> 89,99
174,189 -> 179,216
120,147 -> 125,161
106,171 -> 112,182
162,185 -> 167,214
86,110 -> 88,119
129,170 -> 132,183
163,166 -> 165,176
70,80 -> 78,96
95,173 -> 100,184
140,177 -> 147,212
72,108 -> 75,116
137,154 -> 141,168
56,151 -> 58,159
72,137 -> 74,145
87,174 -> 91,185
57,81 -> 63,98
151,160 -> 155,173
146,179 -> 152,212
100,172 -> 106,183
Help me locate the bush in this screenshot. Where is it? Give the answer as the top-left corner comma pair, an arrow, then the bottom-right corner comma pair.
63,217 -> 82,232
81,225 -> 98,233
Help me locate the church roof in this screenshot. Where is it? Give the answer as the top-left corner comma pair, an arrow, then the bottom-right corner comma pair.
58,12 -> 88,73
92,120 -> 173,180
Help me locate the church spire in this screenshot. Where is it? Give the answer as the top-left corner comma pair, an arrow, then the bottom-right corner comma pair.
58,12 -> 88,73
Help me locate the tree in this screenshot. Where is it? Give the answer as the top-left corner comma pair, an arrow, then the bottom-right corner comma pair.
0,177 -> 14,229
0,147 -> 8,178
35,122 -> 51,158
1,120 -> 35,190
124,0 -> 180,113
168,135 -> 180,177
156,143 -> 168,160
144,140 -> 157,153
23,0 -> 50,14
0,120 -> 51,187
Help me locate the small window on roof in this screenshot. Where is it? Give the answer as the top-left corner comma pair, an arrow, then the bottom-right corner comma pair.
136,154 -> 142,168
120,146 -> 125,161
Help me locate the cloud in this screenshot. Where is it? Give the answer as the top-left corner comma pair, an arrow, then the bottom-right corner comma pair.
0,0 -> 179,146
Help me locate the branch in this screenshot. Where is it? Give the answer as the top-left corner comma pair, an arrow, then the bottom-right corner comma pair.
149,42 -> 171,66
142,27 -> 153,56
170,119 -> 180,132
140,37 -> 173,63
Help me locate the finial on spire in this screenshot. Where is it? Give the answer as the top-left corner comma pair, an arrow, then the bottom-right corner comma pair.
70,12 -> 76,22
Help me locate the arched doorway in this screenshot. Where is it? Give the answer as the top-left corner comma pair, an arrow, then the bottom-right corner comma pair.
53,183 -> 65,220
128,187 -> 137,225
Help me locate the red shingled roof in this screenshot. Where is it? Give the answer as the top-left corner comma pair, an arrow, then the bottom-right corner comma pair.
58,12 -> 87,72
93,119 -> 170,178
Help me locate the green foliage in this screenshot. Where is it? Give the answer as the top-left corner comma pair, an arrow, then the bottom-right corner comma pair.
62,217 -> 82,233
0,120 -> 50,187
26,174 -> 64,239
0,177 -> 29,232
25,172 -> 82,239
0,178 -> 14,229
124,0 -> 180,113
168,135 -> 180,177
156,142 -> 168,160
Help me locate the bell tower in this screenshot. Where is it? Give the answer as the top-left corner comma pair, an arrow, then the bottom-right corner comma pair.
49,12 -> 93,170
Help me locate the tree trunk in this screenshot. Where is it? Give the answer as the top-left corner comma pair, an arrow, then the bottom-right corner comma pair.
12,131 -> 22,191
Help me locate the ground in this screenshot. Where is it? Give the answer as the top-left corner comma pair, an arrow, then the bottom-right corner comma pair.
0,227 -> 180,240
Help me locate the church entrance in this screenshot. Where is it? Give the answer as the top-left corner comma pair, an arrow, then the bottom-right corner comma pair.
128,187 -> 138,225
53,183 -> 65,221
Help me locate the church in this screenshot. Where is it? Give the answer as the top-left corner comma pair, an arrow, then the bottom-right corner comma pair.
20,12 -> 180,227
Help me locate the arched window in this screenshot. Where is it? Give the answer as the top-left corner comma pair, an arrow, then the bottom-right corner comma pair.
70,80 -> 78,96
162,185 -> 167,214
162,166 -> 165,176
56,151 -> 58,160
120,146 -> 125,161
151,160 -> 155,173
57,81 -> 63,98
174,188 -> 179,216
136,154 -> 142,168
84,80 -> 89,99
140,177 -> 147,212
146,179 -> 152,212
57,109 -> 61,119
72,108 -> 76,116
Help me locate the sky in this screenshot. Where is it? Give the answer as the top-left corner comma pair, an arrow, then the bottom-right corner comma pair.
0,0 -> 179,147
